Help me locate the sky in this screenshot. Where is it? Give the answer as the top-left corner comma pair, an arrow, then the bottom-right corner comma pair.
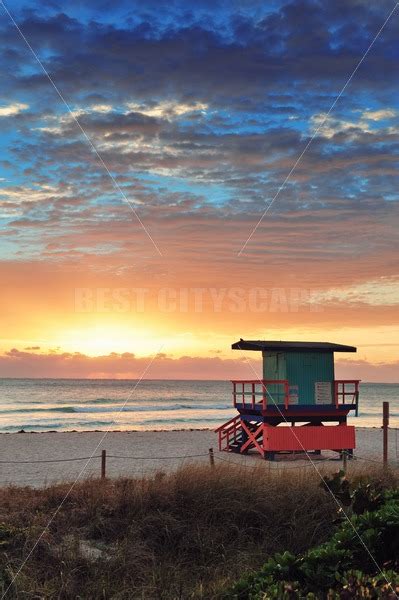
0,0 -> 398,380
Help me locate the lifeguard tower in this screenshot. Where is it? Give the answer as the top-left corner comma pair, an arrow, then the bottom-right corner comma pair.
216,340 -> 360,460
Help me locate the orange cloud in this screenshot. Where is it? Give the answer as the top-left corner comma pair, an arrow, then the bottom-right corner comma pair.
0,348 -> 397,382
0,348 -> 259,380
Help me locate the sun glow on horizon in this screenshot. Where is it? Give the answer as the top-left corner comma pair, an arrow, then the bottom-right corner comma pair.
56,323 -> 162,356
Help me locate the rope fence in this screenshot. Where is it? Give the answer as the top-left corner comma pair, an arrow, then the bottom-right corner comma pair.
1,446 -> 397,482
106,453 -> 209,460
215,451 -> 399,470
0,453 -> 209,465
0,456 -> 102,464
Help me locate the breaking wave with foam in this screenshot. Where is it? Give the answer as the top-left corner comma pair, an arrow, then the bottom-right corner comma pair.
0,379 -> 397,432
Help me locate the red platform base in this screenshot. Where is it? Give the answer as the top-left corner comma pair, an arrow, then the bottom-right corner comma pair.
263,424 -> 355,452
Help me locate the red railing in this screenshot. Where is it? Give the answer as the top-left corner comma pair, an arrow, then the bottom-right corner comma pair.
230,379 -> 360,412
334,380 -> 360,411
215,415 -> 241,451
231,379 -> 290,410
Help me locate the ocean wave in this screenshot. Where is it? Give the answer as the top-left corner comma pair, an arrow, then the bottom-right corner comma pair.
0,403 -> 231,415
76,403 -> 231,413
0,406 -> 76,414
90,396 -> 205,404
140,417 -> 224,424
2,420 -> 115,431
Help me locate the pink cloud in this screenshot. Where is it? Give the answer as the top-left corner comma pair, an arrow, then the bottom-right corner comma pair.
0,348 -> 260,380
0,348 -> 398,382
335,359 -> 399,384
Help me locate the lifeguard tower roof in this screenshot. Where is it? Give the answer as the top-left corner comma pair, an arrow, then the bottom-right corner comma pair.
232,340 -> 356,352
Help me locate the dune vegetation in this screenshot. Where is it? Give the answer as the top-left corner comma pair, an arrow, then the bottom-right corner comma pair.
0,463 -> 397,599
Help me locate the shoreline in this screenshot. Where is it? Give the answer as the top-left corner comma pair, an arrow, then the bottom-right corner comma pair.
0,427 -> 215,435
0,427 -> 397,488
0,424 -> 387,435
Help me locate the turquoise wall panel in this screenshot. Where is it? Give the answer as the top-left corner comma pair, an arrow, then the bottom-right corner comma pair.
262,351 -> 287,404
262,351 -> 335,405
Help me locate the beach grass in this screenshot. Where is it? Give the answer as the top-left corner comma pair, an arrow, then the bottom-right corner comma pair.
0,463 -> 396,599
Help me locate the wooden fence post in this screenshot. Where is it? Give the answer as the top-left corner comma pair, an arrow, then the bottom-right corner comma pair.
209,447 -> 215,468
383,402 -> 389,467
101,449 -> 106,479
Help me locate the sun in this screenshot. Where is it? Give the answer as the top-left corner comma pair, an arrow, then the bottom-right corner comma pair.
56,322 -> 162,356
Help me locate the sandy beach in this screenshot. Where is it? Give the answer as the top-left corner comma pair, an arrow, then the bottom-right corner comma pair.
0,427 -> 397,487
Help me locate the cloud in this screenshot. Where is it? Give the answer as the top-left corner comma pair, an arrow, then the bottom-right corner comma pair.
0,348 -> 258,379
2,1 -> 398,111
126,100 -> 208,119
0,0 -> 398,376
91,104 -> 114,113
309,106 -> 398,139
0,348 -> 397,382
313,278 -> 399,307
362,109 -> 397,121
0,102 -> 29,116
336,359 -> 399,383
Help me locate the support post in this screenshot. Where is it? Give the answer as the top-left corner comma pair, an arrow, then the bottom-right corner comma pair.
334,381 -> 339,408
101,449 -> 106,479
355,389 -> 359,417
383,402 -> 389,467
284,381 -> 289,410
342,450 -> 347,473
209,447 -> 215,468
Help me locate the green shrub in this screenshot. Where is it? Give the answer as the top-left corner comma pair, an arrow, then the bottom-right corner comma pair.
330,569 -> 399,599
230,569 -> 399,599
228,484 -> 399,599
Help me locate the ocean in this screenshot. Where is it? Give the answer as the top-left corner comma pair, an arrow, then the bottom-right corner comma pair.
0,379 -> 397,433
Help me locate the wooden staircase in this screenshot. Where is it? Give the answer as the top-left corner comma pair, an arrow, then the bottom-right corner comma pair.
215,416 -> 262,453
215,415 -> 242,452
